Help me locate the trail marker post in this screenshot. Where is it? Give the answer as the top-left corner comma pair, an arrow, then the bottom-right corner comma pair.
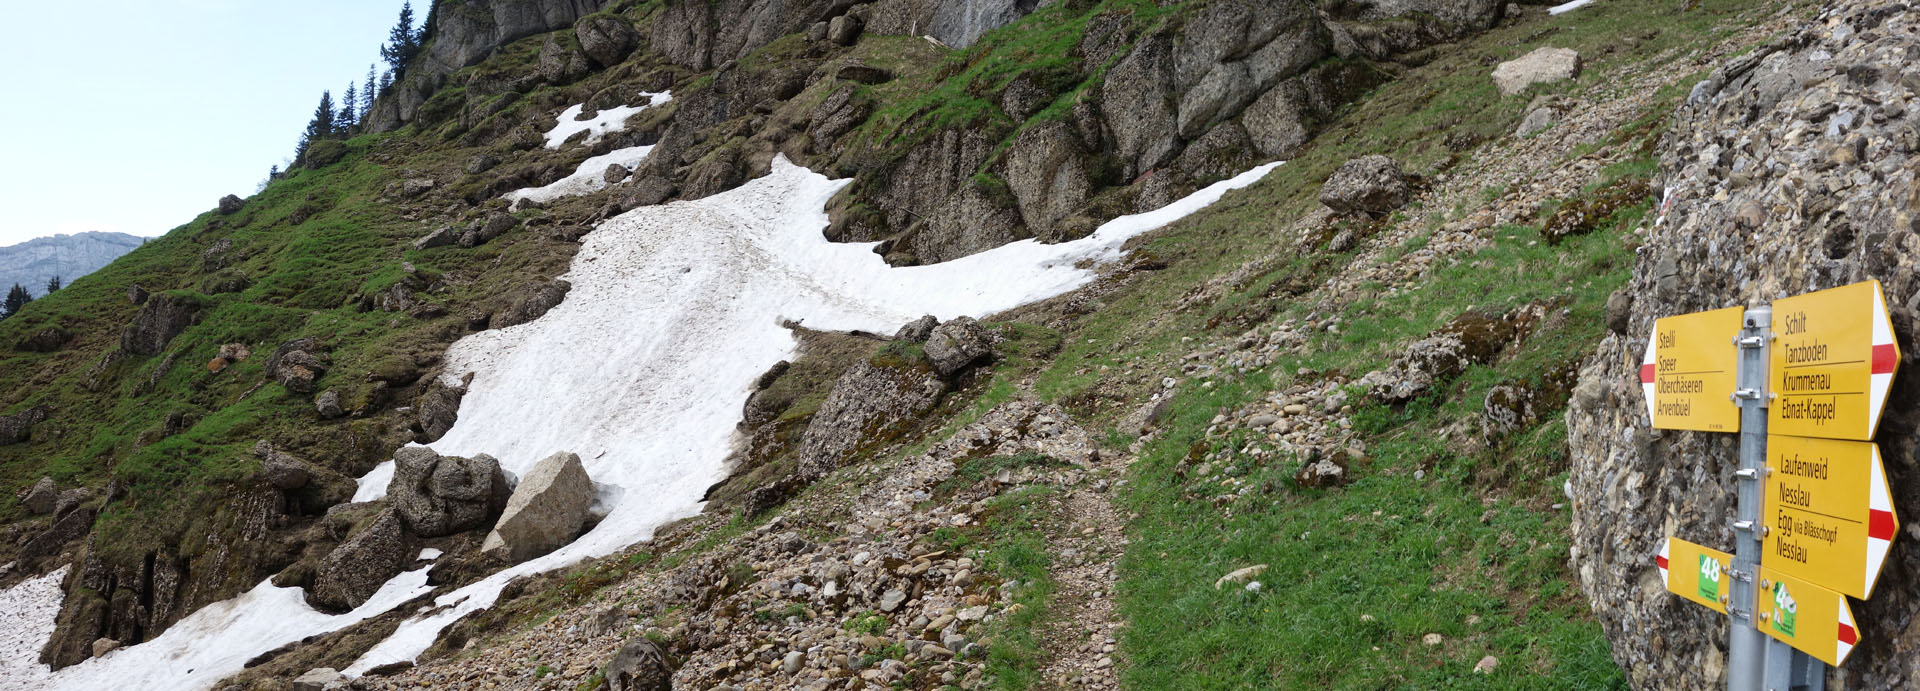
1641,280 -> 1902,691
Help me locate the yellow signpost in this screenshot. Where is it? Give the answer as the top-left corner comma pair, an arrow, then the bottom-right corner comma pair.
1646,281 -> 1904,683
1756,566 -> 1859,666
1659,537 -> 1732,614
1641,306 -> 1745,432
1762,435 -> 1899,599
1769,280 -> 1901,441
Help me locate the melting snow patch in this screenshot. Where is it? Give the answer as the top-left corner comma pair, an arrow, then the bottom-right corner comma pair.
1548,0 -> 1595,14
418,548 -> 444,561
344,156 -> 1281,674
505,145 -> 654,209
27,568 -> 431,690
0,566 -> 68,690
543,92 -> 672,149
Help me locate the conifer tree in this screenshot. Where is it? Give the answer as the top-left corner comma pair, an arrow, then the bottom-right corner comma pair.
308,90 -> 337,140
378,69 -> 393,95
362,65 -> 377,118
2,284 -> 31,318
380,2 -> 421,77
45,276 -> 60,294
340,82 -> 359,130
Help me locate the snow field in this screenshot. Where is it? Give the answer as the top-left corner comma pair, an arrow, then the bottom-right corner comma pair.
542,92 -> 672,149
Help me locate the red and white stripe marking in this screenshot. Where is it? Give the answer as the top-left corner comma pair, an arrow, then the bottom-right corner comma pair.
1868,281 -> 1899,437
1656,539 -> 1671,586
1642,330 -> 1660,423
1865,443 -> 1898,597
1837,595 -> 1858,664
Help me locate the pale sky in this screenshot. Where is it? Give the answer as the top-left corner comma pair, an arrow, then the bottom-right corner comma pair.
0,0 -> 415,246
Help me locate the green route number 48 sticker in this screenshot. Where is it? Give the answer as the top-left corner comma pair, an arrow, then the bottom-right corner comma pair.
1772,581 -> 1798,637
1698,554 -> 1722,601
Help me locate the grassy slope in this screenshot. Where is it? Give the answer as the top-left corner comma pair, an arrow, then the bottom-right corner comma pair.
930,1 -> 1803,688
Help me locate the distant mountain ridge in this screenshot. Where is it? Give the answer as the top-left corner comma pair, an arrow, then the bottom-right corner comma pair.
0,231 -> 144,296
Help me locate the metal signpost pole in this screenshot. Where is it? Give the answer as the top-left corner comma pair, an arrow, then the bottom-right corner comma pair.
1729,307 -> 1770,691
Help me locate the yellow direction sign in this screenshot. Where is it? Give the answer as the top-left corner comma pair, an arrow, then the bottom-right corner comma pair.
1640,306 -> 1744,431
1762,435 -> 1900,598
1756,566 -> 1859,666
1769,280 -> 1901,440
1657,537 -> 1732,614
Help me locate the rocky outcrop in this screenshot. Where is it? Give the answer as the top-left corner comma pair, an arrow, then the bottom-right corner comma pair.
0,406 -> 49,445
388,446 -> 510,538
481,451 -> 594,563
265,338 -> 329,394
311,509 -> 415,611
1358,304 -> 1544,402
651,0 -> 852,70
365,0 -> 611,132
492,280 -> 571,329
795,360 -> 947,479
120,293 -> 202,356
414,380 -> 465,443
1319,155 -> 1410,216
894,315 -> 938,342
16,326 -> 73,353
217,195 -> 244,214
1567,5 -> 1920,688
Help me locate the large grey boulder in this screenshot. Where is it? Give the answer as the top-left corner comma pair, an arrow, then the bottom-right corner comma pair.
292,667 -> 347,691
482,452 -> 594,563
924,316 -> 993,377
120,293 -> 202,356
217,195 -> 243,214
1318,155 -> 1409,216
19,477 -> 56,515
894,315 -> 939,343
311,509 -> 414,611
796,361 -> 947,479
1566,5 -> 1920,687
459,212 -> 521,248
414,381 -> 464,443
576,14 -> 638,67
387,447 -> 509,538
1491,47 -> 1581,96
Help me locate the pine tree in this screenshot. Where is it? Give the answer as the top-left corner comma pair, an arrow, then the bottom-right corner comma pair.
296,90 -> 337,163
45,276 -> 60,294
378,69 -> 393,95
362,65 -> 377,118
340,82 -> 359,130
380,2 -> 421,77
2,284 -> 31,318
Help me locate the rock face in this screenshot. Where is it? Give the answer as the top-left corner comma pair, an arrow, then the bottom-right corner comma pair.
311,509 -> 414,611
651,0 -> 846,70
388,446 -> 510,538
481,451 -> 594,563
265,338 -> 329,394
923,316 -> 993,377
1491,47 -> 1581,95
796,360 -> 947,479
1318,155 -> 1410,215
120,293 -> 202,356
365,0 -> 610,132
1567,6 -> 1920,688
0,231 -> 142,300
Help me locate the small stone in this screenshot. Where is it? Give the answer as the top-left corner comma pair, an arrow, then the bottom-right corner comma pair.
1423,633 -> 1444,646
1214,564 -> 1268,589
1247,414 -> 1279,428
782,650 -> 805,674
1474,655 -> 1499,674
880,589 -> 907,612
91,638 -> 121,658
